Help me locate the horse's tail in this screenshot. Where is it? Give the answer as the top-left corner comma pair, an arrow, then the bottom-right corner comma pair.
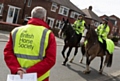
106,53 -> 113,67
81,44 -> 85,56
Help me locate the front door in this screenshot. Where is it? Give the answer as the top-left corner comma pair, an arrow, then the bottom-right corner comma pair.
6,5 -> 20,23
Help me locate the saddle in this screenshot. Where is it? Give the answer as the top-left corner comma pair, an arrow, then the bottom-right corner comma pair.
84,37 -> 115,54
98,37 -> 115,54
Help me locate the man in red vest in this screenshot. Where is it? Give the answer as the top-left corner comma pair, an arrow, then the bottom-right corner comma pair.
4,6 -> 56,81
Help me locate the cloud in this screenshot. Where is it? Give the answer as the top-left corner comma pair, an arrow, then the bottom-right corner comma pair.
70,0 -> 120,17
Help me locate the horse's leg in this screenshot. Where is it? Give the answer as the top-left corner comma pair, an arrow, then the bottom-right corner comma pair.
61,45 -> 68,59
83,56 -> 90,74
99,56 -> 104,74
100,53 -> 113,73
70,47 -> 78,63
80,55 -> 84,64
62,47 -> 72,65
80,45 -> 85,63
83,55 -> 96,74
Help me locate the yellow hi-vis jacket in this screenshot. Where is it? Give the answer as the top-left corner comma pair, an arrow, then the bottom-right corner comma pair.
73,20 -> 85,34
97,24 -> 110,40
11,24 -> 51,81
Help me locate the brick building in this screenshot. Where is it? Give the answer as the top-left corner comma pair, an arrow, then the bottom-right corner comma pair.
0,0 -> 85,28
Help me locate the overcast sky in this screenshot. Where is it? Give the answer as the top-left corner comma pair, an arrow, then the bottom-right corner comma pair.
70,0 -> 120,18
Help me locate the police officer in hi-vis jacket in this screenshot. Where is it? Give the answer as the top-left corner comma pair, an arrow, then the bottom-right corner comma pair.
73,14 -> 86,45
97,17 -> 110,50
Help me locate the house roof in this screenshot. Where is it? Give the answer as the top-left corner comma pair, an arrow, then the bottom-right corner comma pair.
82,8 -> 102,22
51,0 -> 85,15
109,17 -> 116,20
110,15 -> 120,20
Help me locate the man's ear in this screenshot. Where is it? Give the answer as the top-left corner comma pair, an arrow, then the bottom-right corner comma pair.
43,16 -> 46,21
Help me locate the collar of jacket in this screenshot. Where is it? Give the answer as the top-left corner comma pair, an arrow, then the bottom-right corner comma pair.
28,18 -> 50,29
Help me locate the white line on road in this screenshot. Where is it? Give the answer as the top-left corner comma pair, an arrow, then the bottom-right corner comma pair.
110,70 -> 120,77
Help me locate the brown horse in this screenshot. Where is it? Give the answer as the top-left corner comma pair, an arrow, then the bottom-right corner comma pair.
83,26 -> 113,74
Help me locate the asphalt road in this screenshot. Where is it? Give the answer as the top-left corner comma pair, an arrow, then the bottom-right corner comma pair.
0,30 -> 120,81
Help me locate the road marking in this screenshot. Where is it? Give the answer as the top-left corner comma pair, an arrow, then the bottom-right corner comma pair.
110,70 -> 120,77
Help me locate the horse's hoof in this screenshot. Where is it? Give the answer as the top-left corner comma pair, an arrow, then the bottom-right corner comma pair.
83,70 -> 91,74
62,63 -> 66,66
69,60 -> 73,63
99,71 -> 103,74
69,61 -> 72,63
80,61 -> 83,64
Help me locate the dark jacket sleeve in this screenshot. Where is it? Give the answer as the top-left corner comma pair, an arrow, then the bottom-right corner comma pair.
4,33 -> 21,74
26,32 -> 56,78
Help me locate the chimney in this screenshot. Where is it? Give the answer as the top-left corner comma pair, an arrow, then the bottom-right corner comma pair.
89,6 -> 92,11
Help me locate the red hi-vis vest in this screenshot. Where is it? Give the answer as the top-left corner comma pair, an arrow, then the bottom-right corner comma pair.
11,24 -> 51,81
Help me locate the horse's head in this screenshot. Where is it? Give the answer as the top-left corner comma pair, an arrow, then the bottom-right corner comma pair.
80,24 -> 90,44
58,18 -> 70,38
60,18 -> 70,33
86,26 -> 98,41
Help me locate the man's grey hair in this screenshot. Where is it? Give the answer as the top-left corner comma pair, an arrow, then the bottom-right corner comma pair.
31,6 -> 47,20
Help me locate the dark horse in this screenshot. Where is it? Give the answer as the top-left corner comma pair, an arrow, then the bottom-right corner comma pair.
59,18 -> 85,65
83,26 -> 113,74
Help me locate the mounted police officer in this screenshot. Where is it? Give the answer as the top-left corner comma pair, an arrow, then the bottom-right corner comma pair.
96,17 -> 110,51
73,14 -> 86,46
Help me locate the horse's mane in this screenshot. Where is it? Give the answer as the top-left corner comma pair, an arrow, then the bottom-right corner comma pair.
88,27 -> 98,41
64,23 -> 75,36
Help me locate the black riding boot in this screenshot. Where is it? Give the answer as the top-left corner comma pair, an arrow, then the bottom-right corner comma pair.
102,39 -> 107,52
77,33 -> 82,47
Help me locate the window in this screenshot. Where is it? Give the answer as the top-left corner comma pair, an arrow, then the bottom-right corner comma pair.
59,6 -> 69,16
0,3 -> 3,16
70,11 -> 74,18
70,11 -> 79,19
110,19 -> 117,26
74,13 -> 79,19
27,0 -> 32,7
55,20 -> 62,29
47,17 -> 55,28
114,21 -> 117,26
51,3 -> 58,12
9,8 -> 14,17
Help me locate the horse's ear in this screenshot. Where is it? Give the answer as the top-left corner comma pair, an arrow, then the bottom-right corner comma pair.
66,19 -> 69,23
88,24 -> 91,29
63,18 -> 65,21
86,24 -> 90,30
